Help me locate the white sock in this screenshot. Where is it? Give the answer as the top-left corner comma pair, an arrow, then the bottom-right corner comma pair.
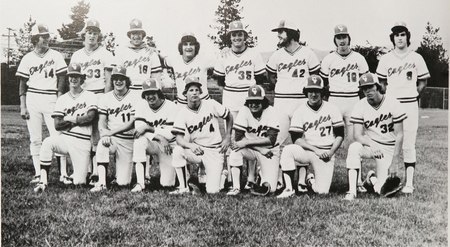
283,173 -> 293,191
32,155 -> 40,176
298,167 -> 307,185
40,167 -> 48,184
406,167 -> 415,187
175,167 -> 187,189
98,164 -> 107,186
59,156 -> 67,177
145,155 -> 151,178
348,169 -> 358,195
370,176 -> 378,186
231,167 -> 241,190
92,155 -> 98,176
357,169 -> 363,185
135,162 -> 145,187
247,160 -> 256,183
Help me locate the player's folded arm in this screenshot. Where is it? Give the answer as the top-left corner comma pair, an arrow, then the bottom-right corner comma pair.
76,109 -> 98,126
53,115 -> 73,131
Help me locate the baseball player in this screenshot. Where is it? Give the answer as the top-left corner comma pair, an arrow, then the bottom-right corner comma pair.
319,24 -> 369,192
34,63 -> 98,192
227,85 -> 280,196
70,19 -> 114,184
164,33 -> 211,104
171,77 -> 233,194
16,23 -> 68,184
131,78 -> 178,192
213,20 -> 267,189
277,75 -> 344,198
376,22 -> 430,194
266,20 -> 321,149
344,73 -> 406,200
115,18 -> 162,92
90,66 -> 136,192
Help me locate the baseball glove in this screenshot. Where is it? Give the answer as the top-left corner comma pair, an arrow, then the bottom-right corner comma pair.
380,175 -> 402,197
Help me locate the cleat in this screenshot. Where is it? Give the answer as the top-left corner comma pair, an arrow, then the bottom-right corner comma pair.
144,176 -> 152,185
344,192 -> 356,201
60,176 -> 73,185
226,188 -> 241,196
219,170 -> 228,190
401,185 -> 414,194
30,175 -> 41,184
33,182 -> 46,193
244,181 -> 255,190
251,182 -> 271,196
306,173 -> 315,188
131,183 -> 145,193
277,188 -> 295,198
88,175 -> 99,186
188,182 -> 202,195
276,181 -> 284,191
363,170 -> 376,193
297,183 -> 308,193
90,183 -> 107,192
198,174 -> 207,184
169,187 -> 190,195
357,183 -> 367,193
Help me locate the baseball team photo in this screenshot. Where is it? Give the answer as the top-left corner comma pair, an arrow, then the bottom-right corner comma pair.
1,0 -> 448,246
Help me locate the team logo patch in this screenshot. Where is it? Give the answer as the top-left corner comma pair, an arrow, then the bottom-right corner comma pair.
252,87 -> 258,95
72,64 -> 78,70
338,25 -> 344,31
361,75 -> 367,82
312,76 -> 318,84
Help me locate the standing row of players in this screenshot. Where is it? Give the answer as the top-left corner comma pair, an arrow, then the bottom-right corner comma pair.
17,18 -> 429,200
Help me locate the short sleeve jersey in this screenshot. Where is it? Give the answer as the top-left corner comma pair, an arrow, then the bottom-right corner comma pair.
16,49 -> 67,95
97,89 -> 137,139
115,45 -> 162,90
164,55 -> 210,104
320,51 -> 369,97
266,46 -> 320,100
233,105 -> 280,150
376,50 -> 430,102
172,99 -> 230,148
52,90 -> 98,140
70,46 -> 114,93
350,95 -> 407,146
290,101 -> 344,149
134,99 -> 179,143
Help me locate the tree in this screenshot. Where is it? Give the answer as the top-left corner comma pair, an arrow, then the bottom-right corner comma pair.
102,32 -> 118,56
5,16 -> 36,65
208,0 -> 257,49
58,0 -> 90,40
416,22 -> 449,88
353,42 -> 389,73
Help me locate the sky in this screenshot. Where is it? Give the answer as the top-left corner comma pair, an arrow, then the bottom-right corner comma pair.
0,0 -> 449,62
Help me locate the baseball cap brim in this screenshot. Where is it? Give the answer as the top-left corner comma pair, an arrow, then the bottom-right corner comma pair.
358,82 -> 378,88
184,81 -> 202,90
246,96 -> 265,101
391,26 -> 408,32
67,72 -> 83,76
304,85 -> 323,90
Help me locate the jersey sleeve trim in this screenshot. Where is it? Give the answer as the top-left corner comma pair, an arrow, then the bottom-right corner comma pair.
417,72 -> 431,79
393,113 -> 407,123
254,68 -> 265,75
266,65 -> 277,74
233,123 -> 247,132
350,117 -> 364,124
376,72 -> 387,79
55,67 -> 68,75
213,69 -> 225,77
15,71 -> 30,78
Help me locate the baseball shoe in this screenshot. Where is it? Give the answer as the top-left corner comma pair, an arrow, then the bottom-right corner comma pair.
227,188 -> 241,196
250,182 -> 271,196
60,175 -> 73,185
401,185 -> 414,194
244,181 -> 255,190
131,183 -> 145,193
90,183 -> 107,192
276,188 -> 295,198
144,176 -> 152,186
297,183 -> 308,193
88,174 -> 99,186
357,183 -> 367,193
169,187 -> 190,195
33,182 -> 47,193
30,175 -> 41,184
363,170 -> 376,193
306,173 -> 315,189
188,182 -> 202,195
344,192 -> 356,201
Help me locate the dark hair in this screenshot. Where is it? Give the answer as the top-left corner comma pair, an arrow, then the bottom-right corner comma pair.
182,84 -> 203,96
285,29 -> 300,43
358,83 -> 384,96
111,75 -> 131,88
244,98 -> 270,109
333,34 -> 351,46
178,35 -> 200,56
303,87 -> 330,99
142,90 -> 165,99
81,28 -> 103,43
389,29 -> 411,47
31,34 -> 49,46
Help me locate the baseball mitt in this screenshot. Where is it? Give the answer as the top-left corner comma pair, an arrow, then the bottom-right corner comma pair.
380,175 -> 402,197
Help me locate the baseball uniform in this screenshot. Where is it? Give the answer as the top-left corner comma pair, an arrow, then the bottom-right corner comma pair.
280,101 -> 344,194
172,99 -> 230,193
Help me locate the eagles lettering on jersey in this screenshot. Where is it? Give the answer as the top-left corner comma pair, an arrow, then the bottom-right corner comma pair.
175,67 -> 202,82
106,103 -> 133,117
386,62 -> 416,77
123,56 -> 152,68
225,60 -> 253,74
28,59 -> 55,76
277,58 -> 307,73
302,114 -> 332,132
98,90 -> 136,139
65,102 -> 87,116
363,112 -> 393,129
329,63 -> 359,77
187,113 -> 214,134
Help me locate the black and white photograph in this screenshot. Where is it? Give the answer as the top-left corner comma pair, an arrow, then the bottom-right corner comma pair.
1,0 -> 448,246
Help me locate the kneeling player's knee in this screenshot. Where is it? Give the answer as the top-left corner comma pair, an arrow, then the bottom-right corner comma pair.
346,142 -> 362,169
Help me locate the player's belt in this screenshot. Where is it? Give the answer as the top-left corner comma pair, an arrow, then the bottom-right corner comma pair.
313,144 -> 333,150
397,97 -> 418,103
62,131 -> 91,141
274,93 -> 306,99
329,91 -> 359,98
114,133 -> 134,140
87,88 -> 105,94
372,139 -> 395,146
224,85 -> 250,92
130,85 -> 143,90
27,87 -> 58,95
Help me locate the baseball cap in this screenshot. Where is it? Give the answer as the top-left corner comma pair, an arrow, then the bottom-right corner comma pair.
183,76 -> 202,92
271,20 -> 299,32
246,85 -> 266,101
229,20 -> 247,34
30,24 -> 50,37
304,75 -> 324,90
141,78 -> 162,98
81,19 -> 101,33
391,21 -> 408,32
334,24 -> 349,36
67,63 -> 83,76
358,73 -> 380,88
127,19 -> 146,38
111,65 -> 128,78
181,32 -> 197,42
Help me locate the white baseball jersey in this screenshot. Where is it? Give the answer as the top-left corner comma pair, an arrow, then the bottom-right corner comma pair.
70,46 -> 114,94
266,46 -> 320,100
350,95 -> 407,146
233,105 -> 280,150
115,45 -> 162,90
320,51 -> 369,98
52,90 -> 98,141
290,101 -> 344,149
172,99 -> 230,148
16,49 -> 67,95
97,89 -> 136,139
376,49 -> 430,103
164,55 -> 210,104
134,99 -> 178,143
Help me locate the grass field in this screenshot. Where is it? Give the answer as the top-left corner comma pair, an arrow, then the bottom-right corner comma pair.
1,106 -> 448,246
